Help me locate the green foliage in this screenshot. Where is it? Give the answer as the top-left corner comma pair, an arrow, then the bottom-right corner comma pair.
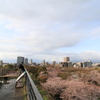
33,79 -> 40,85
57,67 -> 92,80
26,66 -> 39,78
37,86 -> 50,100
39,89 -> 47,95
26,66 -> 48,79
98,97 -> 100,100
94,67 -> 100,73
43,71 -> 48,74
26,66 -> 38,74
38,66 -> 47,73
58,72 -> 71,80
63,67 -> 85,73
4,64 -> 15,69
43,95 -> 49,100
27,65 -> 51,100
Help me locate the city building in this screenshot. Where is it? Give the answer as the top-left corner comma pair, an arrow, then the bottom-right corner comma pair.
73,63 -> 79,67
77,61 -> 92,67
84,61 -> 92,67
64,57 -> 70,62
60,62 -> 72,67
68,62 -> 73,67
77,62 -> 82,67
17,56 -> 24,65
25,58 -> 28,65
30,59 -> 33,64
92,63 -> 100,67
42,60 -> 45,66
59,57 -> 72,67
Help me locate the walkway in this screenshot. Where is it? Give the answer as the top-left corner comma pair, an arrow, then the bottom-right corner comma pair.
0,71 -> 26,100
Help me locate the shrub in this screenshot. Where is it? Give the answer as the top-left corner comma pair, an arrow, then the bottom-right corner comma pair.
36,66 -> 100,100
38,66 -> 47,73
58,72 -> 71,80
42,77 -> 66,99
42,71 -> 100,100
60,81 -> 100,100
81,70 -> 100,86
43,95 -> 49,100
94,67 -> 100,73
26,66 -> 38,74
4,64 -> 15,69
38,75 -> 48,83
26,66 -> 47,78
43,71 -> 48,74
47,67 -> 62,78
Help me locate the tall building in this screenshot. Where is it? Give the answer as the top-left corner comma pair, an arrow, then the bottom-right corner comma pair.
25,58 -> 28,65
17,56 -> 24,65
30,59 -> 33,64
42,60 -> 45,66
64,57 -> 70,62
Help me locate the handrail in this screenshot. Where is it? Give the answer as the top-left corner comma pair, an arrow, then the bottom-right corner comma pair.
0,68 -> 9,75
0,68 -> 16,76
25,69 -> 43,100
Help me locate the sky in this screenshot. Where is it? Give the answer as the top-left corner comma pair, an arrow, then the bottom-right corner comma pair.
0,0 -> 100,63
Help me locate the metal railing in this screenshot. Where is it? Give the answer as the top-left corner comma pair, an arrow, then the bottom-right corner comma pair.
0,68 -> 9,75
25,69 -> 43,100
0,68 -> 17,76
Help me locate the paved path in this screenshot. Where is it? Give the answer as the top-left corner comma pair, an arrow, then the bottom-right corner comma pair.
0,79 -> 26,100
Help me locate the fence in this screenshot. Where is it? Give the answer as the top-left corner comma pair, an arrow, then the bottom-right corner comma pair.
25,69 -> 43,100
0,68 -> 17,76
0,68 -> 10,75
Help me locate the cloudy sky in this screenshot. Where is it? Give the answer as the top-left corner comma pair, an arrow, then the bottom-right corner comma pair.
0,0 -> 100,63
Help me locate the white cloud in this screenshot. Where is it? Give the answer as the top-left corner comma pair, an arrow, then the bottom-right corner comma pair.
0,0 -> 100,63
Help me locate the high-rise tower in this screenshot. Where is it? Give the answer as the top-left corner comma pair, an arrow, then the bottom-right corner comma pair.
17,56 -> 24,65
42,60 -> 45,66
25,58 -> 28,65
64,57 -> 70,62
30,59 -> 33,64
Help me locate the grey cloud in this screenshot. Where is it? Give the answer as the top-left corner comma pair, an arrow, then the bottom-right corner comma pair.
0,0 -> 99,22
24,51 -> 100,63
0,0 -> 100,63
